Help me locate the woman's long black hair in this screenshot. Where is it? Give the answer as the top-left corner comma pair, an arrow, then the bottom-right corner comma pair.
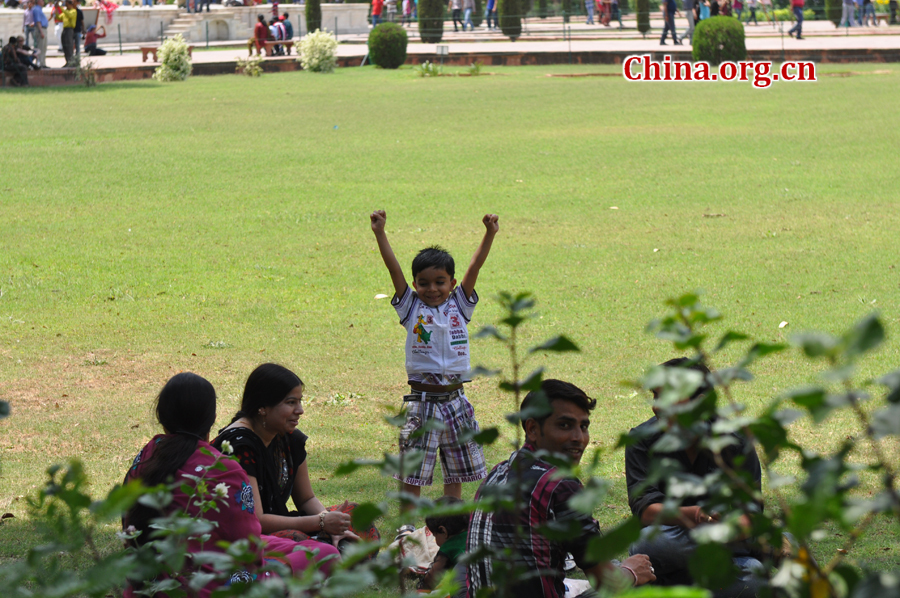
125,372 -> 216,545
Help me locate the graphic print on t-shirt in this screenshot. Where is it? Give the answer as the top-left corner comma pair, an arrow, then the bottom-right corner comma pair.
413,314 -> 433,343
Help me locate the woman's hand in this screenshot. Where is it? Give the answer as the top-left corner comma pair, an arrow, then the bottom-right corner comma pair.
330,529 -> 360,548
322,509 -> 351,536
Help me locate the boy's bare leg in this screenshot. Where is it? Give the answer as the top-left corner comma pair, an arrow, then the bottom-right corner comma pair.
401,482 -> 422,513
443,482 -> 462,500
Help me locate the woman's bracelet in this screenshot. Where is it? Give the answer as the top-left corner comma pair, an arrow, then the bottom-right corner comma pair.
319,511 -> 327,532
620,564 -> 638,586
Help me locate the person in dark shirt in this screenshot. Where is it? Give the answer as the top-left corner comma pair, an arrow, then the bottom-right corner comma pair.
625,358 -> 766,598
660,0 -> 682,45
467,380 -> 655,598
2,36 -> 29,85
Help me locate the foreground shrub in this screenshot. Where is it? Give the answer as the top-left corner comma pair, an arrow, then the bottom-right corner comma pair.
236,55 -> 264,77
298,29 -> 338,73
368,22 -> 408,69
499,0 -> 521,40
636,0 -> 650,34
152,34 -> 192,82
418,0 -> 444,43
692,16 -> 746,65
306,0 -> 322,35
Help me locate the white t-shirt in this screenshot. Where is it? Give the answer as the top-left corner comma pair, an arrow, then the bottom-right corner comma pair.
392,285 -> 477,385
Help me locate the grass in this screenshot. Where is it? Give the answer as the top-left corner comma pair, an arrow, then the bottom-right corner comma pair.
1,63 -> 899,579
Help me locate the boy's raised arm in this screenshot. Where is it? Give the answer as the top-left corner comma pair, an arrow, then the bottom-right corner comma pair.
370,210 -> 409,299
460,214 -> 499,298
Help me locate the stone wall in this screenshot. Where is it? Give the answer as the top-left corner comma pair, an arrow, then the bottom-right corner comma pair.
0,3 -> 368,47
230,5 -> 370,37
0,6 -> 182,45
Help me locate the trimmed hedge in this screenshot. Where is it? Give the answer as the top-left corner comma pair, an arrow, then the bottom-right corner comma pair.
636,0 -> 650,33
368,22 -> 408,69
825,0 -> 841,25
499,0 -> 522,39
418,0 -> 444,43
305,0 -> 322,35
692,16 -> 746,65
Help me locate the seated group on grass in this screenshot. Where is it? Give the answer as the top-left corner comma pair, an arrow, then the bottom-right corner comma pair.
125,361 -> 771,597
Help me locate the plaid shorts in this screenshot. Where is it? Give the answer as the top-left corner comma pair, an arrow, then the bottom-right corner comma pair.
394,389 -> 488,486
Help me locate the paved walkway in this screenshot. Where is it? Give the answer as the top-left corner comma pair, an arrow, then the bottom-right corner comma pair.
38,17 -> 900,70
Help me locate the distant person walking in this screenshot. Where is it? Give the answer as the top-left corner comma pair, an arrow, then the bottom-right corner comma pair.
585,0 -> 595,23
745,0 -> 758,23
839,0 -> 856,26
682,0 -> 694,42
787,0 -> 804,38
485,0 -> 497,29
449,0 -> 463,31
660,0 -> 681,44
862,0 -> 876,25
463,0 -> 474,30
371,0 -> 384,26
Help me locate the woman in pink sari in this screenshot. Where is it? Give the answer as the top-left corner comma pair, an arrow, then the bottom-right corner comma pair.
123,372 -> 339,597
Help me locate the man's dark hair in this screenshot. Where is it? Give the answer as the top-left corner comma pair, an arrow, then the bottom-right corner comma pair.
411,245 -> 455,279
658,357 -> 712,400
425,496 -> 468,538
520,379 -> 597,431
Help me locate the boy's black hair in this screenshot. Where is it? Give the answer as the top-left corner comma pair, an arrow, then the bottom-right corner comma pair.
412,245 -> 455,279
425,496 -> 468,538
520,379 -> 597,431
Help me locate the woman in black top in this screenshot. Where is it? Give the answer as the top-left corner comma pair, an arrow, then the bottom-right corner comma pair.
213,363 -> 379,546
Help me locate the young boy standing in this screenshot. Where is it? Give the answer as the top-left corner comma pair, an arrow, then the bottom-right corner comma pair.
370,210 -> 499,512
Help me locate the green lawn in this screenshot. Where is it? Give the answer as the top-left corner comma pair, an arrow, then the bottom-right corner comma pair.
1,63 -> 899,575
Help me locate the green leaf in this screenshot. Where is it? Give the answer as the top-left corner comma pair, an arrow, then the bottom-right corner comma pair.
877,369 -> 900,404
333,459 -> 383,477
457,427 -> 500,446
790,331 -> 839,359
473,325 -> 507,341
469,365 -> 501,378
785,386 -> 826,411
505,391 -> 552,426
499,367 -> 544,394
870,404 -> 900,440
384,412 -> 407,428
528,335 -> 580,354
843,313 -> 884,359
688,543 -> 738,590
568,477 -> 610,516
625,588 -> 712,598
714,331 -> 749,353
350,502 -> 385,531
90,480 -> 146,520
585,516 -> 642,562
499,314 -> 527,328
0,400 -> 9,419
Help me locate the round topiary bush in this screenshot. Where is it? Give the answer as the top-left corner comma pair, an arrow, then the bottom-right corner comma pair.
499,0 -> 521,40
691,16 -> 746,65
306,0 -> 322,36
418,0 -> 444,43
368,22 -> 408,69
635,0 -> 650,34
